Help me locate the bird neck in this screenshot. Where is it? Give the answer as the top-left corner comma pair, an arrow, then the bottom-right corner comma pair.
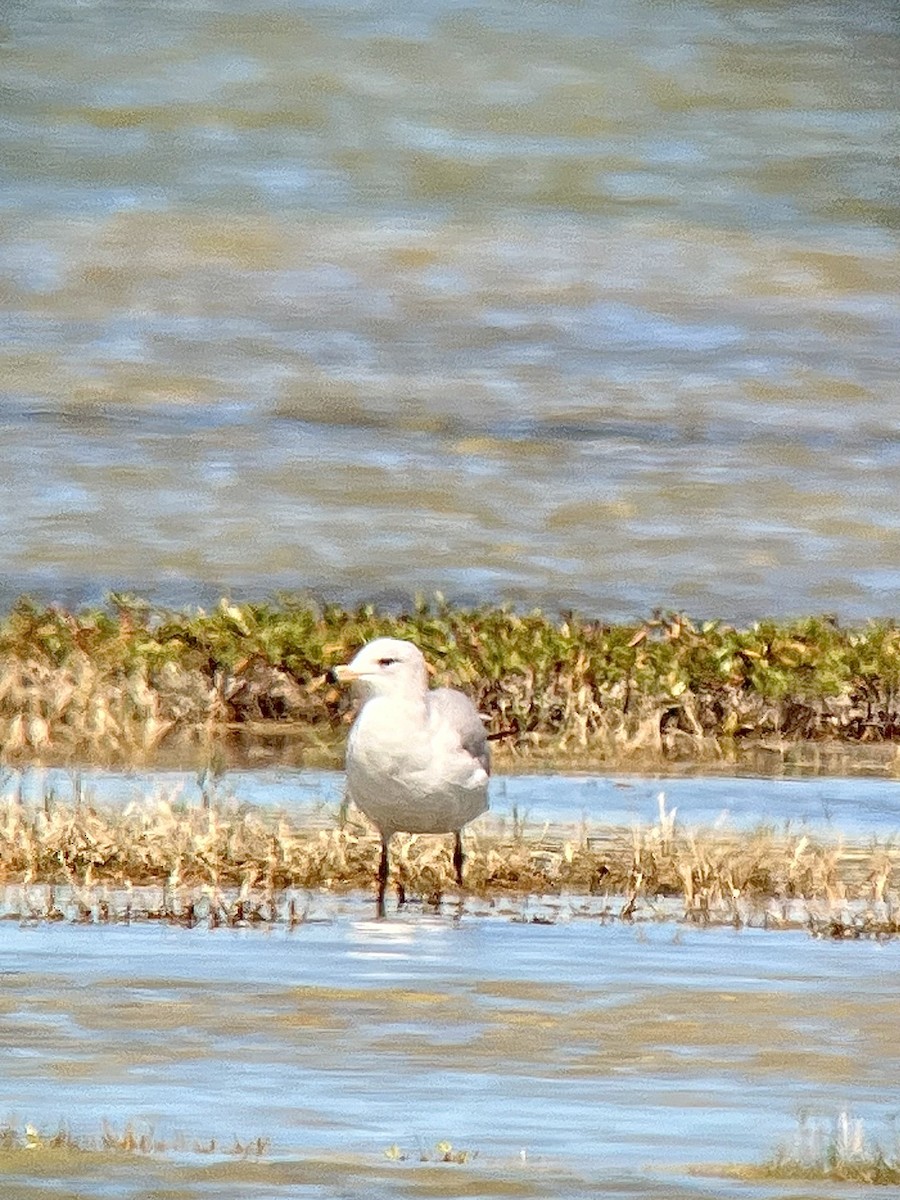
360,691 -> 428,734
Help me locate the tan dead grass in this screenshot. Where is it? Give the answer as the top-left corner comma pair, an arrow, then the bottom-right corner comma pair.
0,790 -> 896,930
713,1110 -> 900,1185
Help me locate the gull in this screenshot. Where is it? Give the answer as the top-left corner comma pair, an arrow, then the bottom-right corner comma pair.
330,637 -> 490,916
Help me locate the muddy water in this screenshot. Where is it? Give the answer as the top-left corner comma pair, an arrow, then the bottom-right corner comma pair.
2,0 -> 900,621
1,769 -> 899,1197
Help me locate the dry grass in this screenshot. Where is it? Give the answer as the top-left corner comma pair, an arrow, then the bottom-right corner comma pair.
718,1111 -> 900,1185
0,788 -> 896,930
0,1121 -> 270,1159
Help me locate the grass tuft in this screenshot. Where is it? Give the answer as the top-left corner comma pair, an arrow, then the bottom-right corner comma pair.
718,1111 -> 900,1185
384,1141 -> 477,1164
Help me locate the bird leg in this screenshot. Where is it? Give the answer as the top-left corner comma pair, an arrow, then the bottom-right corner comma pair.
376,837 -> 390,918
453,831 -> 465,887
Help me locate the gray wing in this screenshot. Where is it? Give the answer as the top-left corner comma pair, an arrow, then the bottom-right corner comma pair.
427,688 -> 491,775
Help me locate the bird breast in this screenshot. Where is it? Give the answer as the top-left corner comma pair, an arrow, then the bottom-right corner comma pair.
345,695 -> 488,835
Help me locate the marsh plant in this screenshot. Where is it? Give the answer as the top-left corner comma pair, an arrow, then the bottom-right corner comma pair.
0,784 -> 896,929
5,596 -> 900,767
730,1111 -> 900,1185
0,1121 -> 271,1159
384,1140 -> 476,1164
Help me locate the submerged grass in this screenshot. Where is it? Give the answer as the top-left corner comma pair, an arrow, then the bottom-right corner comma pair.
5,595 -> 900,769
0,1121 -> 270,1160
0,1123 -> 472,1170
0,787 -> 897,929
385,1142 -> 477,1164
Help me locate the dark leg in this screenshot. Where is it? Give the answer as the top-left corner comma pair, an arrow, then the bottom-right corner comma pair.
453,831 -> 464,887
376,837 -> 390,918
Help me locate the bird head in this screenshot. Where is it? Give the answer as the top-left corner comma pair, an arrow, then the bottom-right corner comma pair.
329,638 -> 429,700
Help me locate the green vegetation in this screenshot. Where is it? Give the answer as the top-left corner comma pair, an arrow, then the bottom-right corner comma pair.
1,789 -> 896,929
3,595 -> 900,768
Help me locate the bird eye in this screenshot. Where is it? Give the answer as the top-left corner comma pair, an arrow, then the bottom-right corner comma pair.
377,657 -> 397,667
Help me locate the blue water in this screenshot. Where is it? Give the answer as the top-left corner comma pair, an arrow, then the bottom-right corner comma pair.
2,765 -> 898,1198
10,766 -> 900,838
1,0 -> 899,621
2,916 -> 898,1177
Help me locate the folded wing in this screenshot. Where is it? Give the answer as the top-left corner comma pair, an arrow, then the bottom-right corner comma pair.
427,687 -> 491,777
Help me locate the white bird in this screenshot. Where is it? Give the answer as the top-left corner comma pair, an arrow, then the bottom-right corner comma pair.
330,637 -> 490,916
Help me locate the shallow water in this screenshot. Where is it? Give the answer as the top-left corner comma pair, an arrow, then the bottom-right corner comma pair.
11,764 -> 900,838
1,904 -> 899,1198
2,768 -> 899,1197
2,0 -> 900,620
